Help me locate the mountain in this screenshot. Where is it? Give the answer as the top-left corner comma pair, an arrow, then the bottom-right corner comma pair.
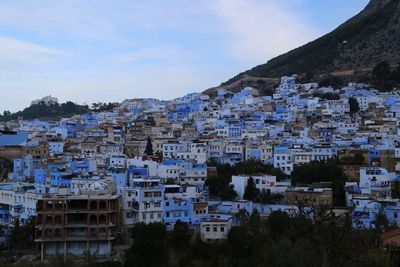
205,0 -> 400,95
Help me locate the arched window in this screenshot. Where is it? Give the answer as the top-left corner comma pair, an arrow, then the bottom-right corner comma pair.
89,227 -> 97,238
98,228 -> 107,237
36,229 -> 43,239
99,201 -> 107,210
90,201 -> 97,210
54,228 -> 61,238
99,214 -> 107,224
44,228 -> 52,238
89,214 -> 97,225
54,215 -> 62,225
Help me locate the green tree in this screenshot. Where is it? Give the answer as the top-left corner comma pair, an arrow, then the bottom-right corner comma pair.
221,185 -> 237,201
243,177 -> 258,201
144,136 -> 154,156
332,180 -> 346,207
169,221 -> 191,250
0,157 -> 12,179
292,160 -> 346,207
372,61 -> 395,91
205,176 -> 230,198
9,217 -> 35,249
392,63 -> 400,83
372,61 -> 391,81
375,212 -> 389,233
125,223 -> 167,267
10,218 -> 21,248
349,97 -> 360,113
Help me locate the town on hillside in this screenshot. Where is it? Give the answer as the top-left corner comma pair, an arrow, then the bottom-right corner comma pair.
1,76 -> 400,264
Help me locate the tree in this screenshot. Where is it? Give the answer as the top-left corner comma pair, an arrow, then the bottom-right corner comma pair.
243,177 -> 258,201
292,160 -> 347,207
0,157 -> 12,179
349,97 -> 360,113
125,223 -> 167,267
372,61 -> 395,91
121,210 -> 391,267
372,61 -> 391,81
205,176 -> 230,198
332,180 -> 345,207
10,218 -> 21,248
144,136 -> 154,156
169,221 -> 191,250
338,153 -> 365,165
392,63 -> 400,83
9,217 -> 35,249
375,212 -> 389,233
221,185 -> 237,201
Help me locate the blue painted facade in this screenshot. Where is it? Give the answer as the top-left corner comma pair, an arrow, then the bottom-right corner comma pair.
163,198 -> 194,230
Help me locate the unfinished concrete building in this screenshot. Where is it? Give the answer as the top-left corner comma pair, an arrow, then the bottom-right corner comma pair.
35,194 -> 119,261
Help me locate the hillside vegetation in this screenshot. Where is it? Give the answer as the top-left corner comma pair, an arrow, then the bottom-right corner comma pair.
208,0 -> 400,93
0,102 -> 117,122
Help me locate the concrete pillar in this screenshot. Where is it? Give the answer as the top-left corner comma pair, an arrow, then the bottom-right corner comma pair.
41,243 -> 44,261
108,240 -> 111,261
64,241 -> 67,263
87,241 -> 89,260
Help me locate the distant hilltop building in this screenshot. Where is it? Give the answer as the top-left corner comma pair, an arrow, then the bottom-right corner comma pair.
31,95 -> 58,106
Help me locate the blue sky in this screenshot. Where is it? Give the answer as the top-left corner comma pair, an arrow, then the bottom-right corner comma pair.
0,0 -> 369,112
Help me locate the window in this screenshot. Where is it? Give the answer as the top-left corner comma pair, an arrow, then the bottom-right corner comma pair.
213,227 -> 217,232
166,202 -> 170,206
206,227 -> 210,232
166,212 -> 170,218
143,214 -> 146,220
221,227 -> 225,232
395,213 -> 398,219
154,191 -> 162,197
150,213 -> 154,219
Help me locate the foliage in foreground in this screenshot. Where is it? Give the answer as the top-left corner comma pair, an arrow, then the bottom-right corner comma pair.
124,212 -> 400,267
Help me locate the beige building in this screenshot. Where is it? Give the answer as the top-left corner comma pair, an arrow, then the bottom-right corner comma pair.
200,218 -> 232,242
285,187 -> 333,208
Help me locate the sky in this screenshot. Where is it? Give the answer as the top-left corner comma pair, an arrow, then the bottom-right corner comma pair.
0,0 -> 369,112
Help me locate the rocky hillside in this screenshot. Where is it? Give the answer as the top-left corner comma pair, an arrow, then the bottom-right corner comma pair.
206,0 -> 400,94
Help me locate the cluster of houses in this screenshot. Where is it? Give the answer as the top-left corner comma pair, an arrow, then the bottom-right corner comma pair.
1,75 -> 400,259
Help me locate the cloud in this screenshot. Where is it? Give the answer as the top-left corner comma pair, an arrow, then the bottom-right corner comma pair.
0,36 -> 68,64
213,0 -> 320,63
0,1 -> 127,45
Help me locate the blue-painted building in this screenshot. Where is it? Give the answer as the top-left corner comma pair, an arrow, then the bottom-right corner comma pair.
0,131 -> 28,146
13,157 -> 41,181
50,172 -> 73,188
163,198 -> 195,230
